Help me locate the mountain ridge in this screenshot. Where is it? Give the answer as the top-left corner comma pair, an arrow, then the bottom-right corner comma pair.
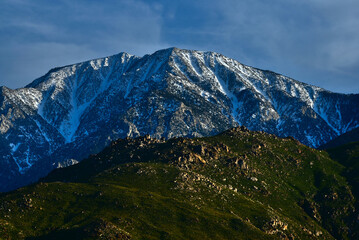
321,127 -> 359,149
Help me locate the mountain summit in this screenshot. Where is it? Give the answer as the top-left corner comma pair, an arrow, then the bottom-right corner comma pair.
1,47 -> 358,191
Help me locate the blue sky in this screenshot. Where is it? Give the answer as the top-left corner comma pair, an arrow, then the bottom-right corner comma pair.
1,0 -> 358,93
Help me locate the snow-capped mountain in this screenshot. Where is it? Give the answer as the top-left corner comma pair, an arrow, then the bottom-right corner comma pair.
1,47 -> 358,191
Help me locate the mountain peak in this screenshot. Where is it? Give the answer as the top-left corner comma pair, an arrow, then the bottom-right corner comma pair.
1,47 -> 359,191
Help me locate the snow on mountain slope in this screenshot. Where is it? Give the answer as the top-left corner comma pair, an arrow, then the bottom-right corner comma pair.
1,47 -> 358,191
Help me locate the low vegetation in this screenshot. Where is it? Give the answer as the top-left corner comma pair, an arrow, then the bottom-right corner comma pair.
0,127 -> 358,239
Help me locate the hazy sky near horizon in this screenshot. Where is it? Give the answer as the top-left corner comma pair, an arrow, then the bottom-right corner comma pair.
0,0 -> 358,93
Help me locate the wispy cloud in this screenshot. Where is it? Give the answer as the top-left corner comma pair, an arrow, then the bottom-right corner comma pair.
0,0 -> 358,93
0,0 -> 168,88
157,0 -> 359,92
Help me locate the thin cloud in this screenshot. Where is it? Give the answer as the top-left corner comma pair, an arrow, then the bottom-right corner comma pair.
0,0 -> 167,88
158,0 -> 359,93
0,0 -> 358,93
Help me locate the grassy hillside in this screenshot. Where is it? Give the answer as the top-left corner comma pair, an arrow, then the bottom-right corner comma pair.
0,127 -> 357,239
326,141 -> 359,238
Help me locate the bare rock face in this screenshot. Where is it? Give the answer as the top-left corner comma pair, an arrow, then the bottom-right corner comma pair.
1,47 -> 359,191
55,159 -> 79,169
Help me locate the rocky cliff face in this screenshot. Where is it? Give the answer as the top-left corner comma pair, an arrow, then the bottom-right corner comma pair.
1,47 -> 358,191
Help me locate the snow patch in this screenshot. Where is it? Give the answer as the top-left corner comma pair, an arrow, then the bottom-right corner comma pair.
213,63 -> 242,125
33,119 -> 51,144
9,143 -> 20,152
